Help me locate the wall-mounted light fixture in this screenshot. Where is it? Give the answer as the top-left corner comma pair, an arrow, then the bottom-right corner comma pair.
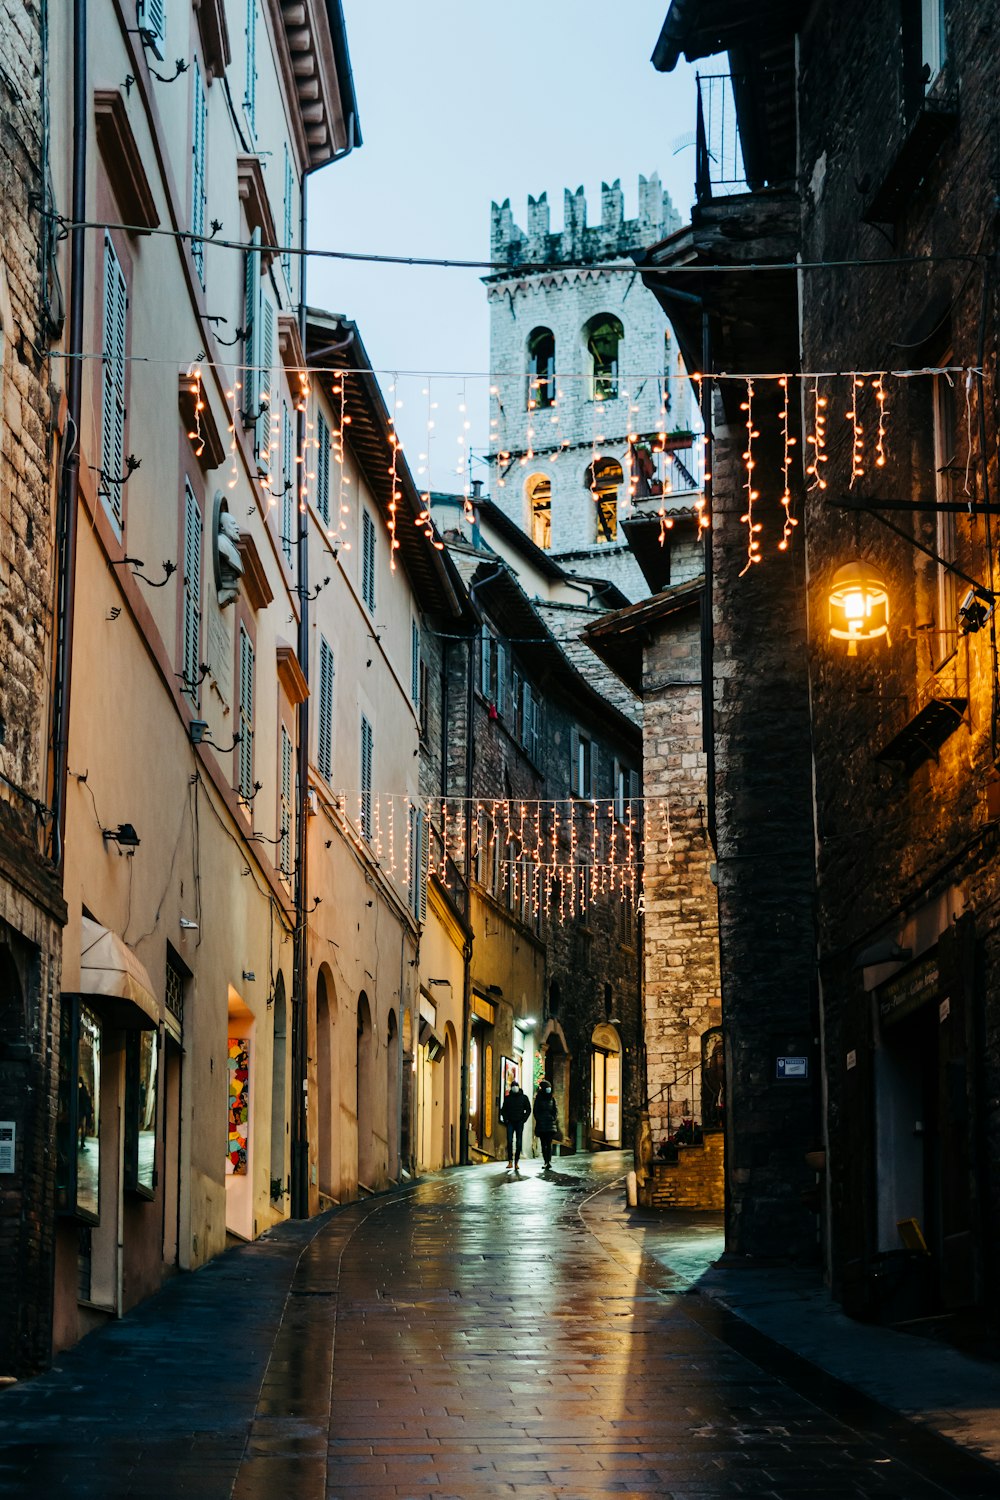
828,560 -> 890,656
189,720 -> 242,752
102,822 -> 141,848
179,916 -> 198,931
242,970 -> 256,982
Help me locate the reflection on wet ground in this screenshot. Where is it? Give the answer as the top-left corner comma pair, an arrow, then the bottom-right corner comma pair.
1,1153 -> 998,1498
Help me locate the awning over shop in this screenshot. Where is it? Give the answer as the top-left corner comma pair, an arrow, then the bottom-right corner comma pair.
79,917 -> 159,1030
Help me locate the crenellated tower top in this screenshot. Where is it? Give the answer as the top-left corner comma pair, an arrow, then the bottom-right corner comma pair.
489,174 -> 681,270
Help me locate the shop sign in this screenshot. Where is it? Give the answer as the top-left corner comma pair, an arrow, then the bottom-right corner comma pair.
775,1056 -> 808,1080
877,954 -> 939,1027
471,993 -> 496,1024
0,1122 -> 13,1173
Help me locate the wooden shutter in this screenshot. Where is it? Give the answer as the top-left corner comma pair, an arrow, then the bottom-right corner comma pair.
191,60 -> 207,284
480,625 -> 492,697
243,227 -> 261,417
362,511 -> 376,612
279,725 -> 292,877
570,726 -> 580,795
281,400 -> 294,562
360,715 -> 373,837
529,696 -> 541,764
316,410 -> 330,524
411,620 -> 420,704
137,0 -> 166,58
244,0 -> 257,135
282,144 -> 294,284
495,640 -> 508,716
417,807 -> 428,921
101,234 -> 128,530
258,296 -> 275,461
317,638 -> 334,781
238,627 -> 255,800
182,483 -> 202,704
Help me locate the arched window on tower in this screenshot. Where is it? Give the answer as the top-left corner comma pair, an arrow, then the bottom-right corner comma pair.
526,472 -> 552,550
526,326 -> 555,408
584,314 -> 623,401
586,457 -> 623,544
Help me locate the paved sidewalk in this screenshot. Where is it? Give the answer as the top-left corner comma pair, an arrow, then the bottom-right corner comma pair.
581,1185 -> 1000,1473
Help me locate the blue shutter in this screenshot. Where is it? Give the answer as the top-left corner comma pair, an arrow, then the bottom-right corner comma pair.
191,60 -> 207,284
480,626 -> 492,697
362,511 -> 376,612
101,234 -> 128,531
243,227 -> 261,418
316,410 -> 330,524
360,715 -> 373,837
258,295 -> 275,461
182,483 -> 202,704
282,144 -> 294,287
280,725 -> 292,877
137,0 -> 166,58
317,638 -> 334,781
238,627 -> 255,801
495,640 -> 508,716
281,399 -> 294,564
244,0 -> 257,136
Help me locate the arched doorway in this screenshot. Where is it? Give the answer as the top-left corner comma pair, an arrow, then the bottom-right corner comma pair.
316,966 -> 338,1200
386,1009 -> 399,1182
538,1018 -> 571,1155
269,973 -> 288,1203
356,991 -> 374,1190
443,1021 -> 458,1165
590,1022 -> 622,1147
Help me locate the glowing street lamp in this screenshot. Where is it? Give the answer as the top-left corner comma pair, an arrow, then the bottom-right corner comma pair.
828,560 -> 890,656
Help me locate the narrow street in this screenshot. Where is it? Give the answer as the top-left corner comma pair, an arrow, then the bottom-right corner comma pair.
1,1153 -> 997,1500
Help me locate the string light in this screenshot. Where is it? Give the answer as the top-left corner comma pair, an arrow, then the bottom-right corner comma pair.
873,373 -> 889,467
186,368 -> 205,458
847,374 -> 865,487
805,376 -> 829,490
777,375 -> 798,551
738,379 -> 762,576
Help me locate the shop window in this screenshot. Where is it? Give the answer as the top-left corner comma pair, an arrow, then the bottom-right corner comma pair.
227,1038 -> 250,1175
527,472 -> 552,549
587,457 -> 623,544
124,1029 -> 158,1197
56,999 -> 102,1222
584,314 -> 623,401
527,326 -> 555,408
702,1027 -> 725,1130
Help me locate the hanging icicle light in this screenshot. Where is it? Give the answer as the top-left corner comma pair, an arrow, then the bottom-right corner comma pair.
828,560 -> 890,656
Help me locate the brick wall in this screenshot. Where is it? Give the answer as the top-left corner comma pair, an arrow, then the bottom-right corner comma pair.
645,1130 -> 724,1211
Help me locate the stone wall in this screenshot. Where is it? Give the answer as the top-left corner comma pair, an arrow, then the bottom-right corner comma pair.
645,1130 -> 724,1211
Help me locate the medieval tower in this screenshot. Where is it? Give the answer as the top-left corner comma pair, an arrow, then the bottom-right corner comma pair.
484,176 -> 701,601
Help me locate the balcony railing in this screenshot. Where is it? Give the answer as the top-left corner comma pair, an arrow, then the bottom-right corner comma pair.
695,72 -> 750,204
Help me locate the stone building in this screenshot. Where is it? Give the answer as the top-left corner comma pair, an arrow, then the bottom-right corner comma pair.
0,0 -> 66,1378
424,494 -> 644,1160
649,0 -> 1000,1317
486,178 -> 701,602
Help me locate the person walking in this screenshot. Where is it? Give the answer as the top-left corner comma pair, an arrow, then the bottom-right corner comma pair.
533,1079 -> 560,1167
499,1080 -> 531,1168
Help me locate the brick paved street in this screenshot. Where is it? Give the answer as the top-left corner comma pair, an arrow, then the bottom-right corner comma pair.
1,1154 -> 998,1499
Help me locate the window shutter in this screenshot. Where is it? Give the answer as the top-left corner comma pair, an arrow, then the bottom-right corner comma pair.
243,227 -> 261,417
281,399 -> 294,563
316,410 -> 330,524
280,725 -> 292,877
238,627 -> 255,801
317,638 -> 334,781
511,669 -> 522,738
613,758 -> 623,821
495,640 -> 508,716
628,768 -> 641,820
101,234 -> 128,531
530,697 -> 541,765
258,296 -> 275,461
480,626 -> 493,697
588,740 -> 598,799
244,0 -> 257,135
417,808 -> 428,921
191,60 -> 207,284
282,143 -> 294,286
570,726 -> 580,795
182,483 -> 202,705
362,511 -> 376,612
137,0 -> 166,59
360,715 -> 373,837
411,621 -> 420,704
520,679 -> 530,749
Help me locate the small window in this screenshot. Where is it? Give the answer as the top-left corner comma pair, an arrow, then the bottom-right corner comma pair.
191,59 -> 207,285
527,473 -> 552,550
362,510 -> 376,612
584,314 -> 623,401
527,326 -> 555,408
360,714 -> 373,838
587,457 -> 623,545
571,727 -> 594,798
181,482 -> 202,706
237,626 -> 255,803
317,637 -> 334,782
921,0 -> 944,86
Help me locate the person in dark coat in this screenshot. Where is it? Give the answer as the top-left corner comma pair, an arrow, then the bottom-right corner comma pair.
533,1080 -> 560,1167
499,1081 -> 531,1167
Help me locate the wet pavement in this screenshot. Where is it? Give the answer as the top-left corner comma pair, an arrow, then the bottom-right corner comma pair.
2,1152 -> 999,1498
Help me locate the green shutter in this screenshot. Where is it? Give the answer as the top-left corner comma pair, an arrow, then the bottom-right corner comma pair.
182,483 -> 202,704
317,638 -> 334,781
238,627 -> 255,800
101,234 -> 128,530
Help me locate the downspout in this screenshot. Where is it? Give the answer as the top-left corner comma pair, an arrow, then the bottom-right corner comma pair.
290,113 -> 358,1221
50,0 -> 87,870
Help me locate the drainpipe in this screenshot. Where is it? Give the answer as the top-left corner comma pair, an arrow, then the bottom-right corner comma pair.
290,112 -> 358,1221
50,0 -> 87,870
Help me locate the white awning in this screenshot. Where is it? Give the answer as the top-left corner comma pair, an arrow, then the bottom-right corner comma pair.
79,917 -> 159,1029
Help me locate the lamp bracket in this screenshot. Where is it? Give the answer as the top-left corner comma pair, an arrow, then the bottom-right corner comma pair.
831,496 -> 996,603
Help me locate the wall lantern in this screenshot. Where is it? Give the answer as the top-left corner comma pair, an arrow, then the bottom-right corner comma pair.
828,560 -> 890,656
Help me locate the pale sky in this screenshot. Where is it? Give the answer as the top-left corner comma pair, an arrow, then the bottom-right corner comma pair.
307,3 -> 697,489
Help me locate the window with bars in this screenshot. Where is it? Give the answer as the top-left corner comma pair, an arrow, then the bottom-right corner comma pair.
317,637 -> 334,782
282,143 -> 294,289
360,715 -> 373,838
165,953 -> 185,1026
361,510 -> 376,612
137,0 -> 166,58
244,0 -> 257,137
237,626 -> 255,803
279,724 -> 292,879
281,399 -> 294,564
191,59 -> 207,285
182,482 -> 202,706
101,233 -> 128,532
316,409 -> 330,524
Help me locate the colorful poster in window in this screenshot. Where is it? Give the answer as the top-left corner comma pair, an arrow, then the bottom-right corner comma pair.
484,1043 -> 493,1139
227,1039 -> 250,1175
